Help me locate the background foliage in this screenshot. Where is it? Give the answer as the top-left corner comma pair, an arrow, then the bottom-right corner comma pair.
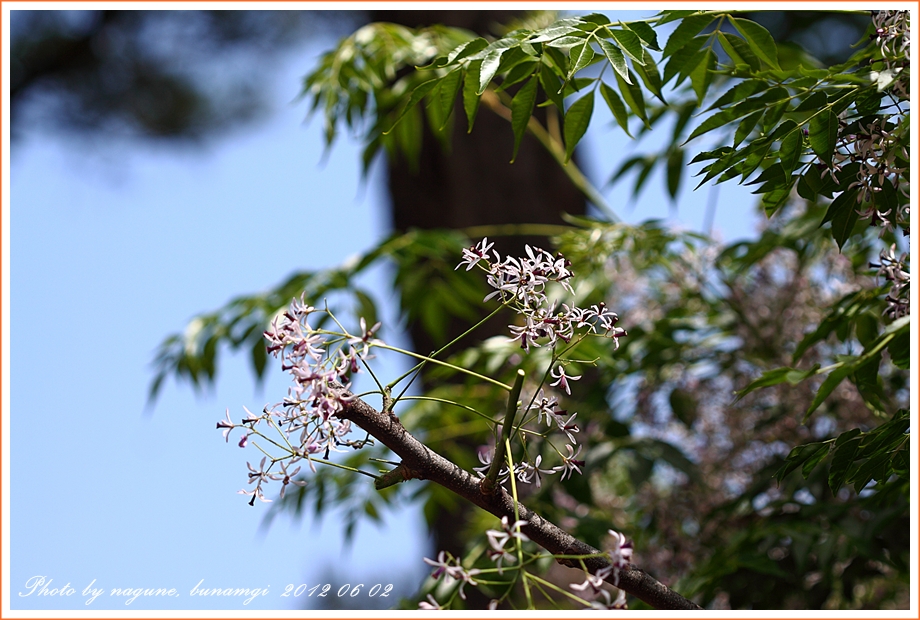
152,10 -> 910,609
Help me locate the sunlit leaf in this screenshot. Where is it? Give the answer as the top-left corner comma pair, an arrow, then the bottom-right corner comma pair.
479,49 -> 505,94
609,28 -> 646,64
598,38 -> 630,83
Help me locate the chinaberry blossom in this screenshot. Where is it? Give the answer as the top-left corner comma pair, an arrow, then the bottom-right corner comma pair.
219,295 -> 381,503
458,239 -> 627,352
559,444 -> 585,480
417,594 -> 443,610
872,244 -> 910,319
516,455 -> 562,488
550,365 -> 582,395
423,551 -> 481,600
485,515 -> 529,574
569,529 -> 634,608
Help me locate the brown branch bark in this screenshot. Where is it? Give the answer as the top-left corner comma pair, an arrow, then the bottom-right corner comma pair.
334,384 -> 703,610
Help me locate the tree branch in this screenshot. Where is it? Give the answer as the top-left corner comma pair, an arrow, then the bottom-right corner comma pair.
333,382 -> 702,610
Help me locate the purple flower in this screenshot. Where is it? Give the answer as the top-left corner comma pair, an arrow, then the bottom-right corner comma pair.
559,444 -> 585,480
456,237 -> 495,271
217,409 -> 235,442
550,365 -> 582,395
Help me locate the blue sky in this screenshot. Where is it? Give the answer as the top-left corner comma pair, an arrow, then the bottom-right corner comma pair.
6,9 -> 761,612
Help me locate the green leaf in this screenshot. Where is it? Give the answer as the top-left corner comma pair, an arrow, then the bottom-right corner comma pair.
567,40 -> 596,79
546,35 -> 588,49
690,48 -> 716,103
828,435 -> 861,494
601,82 -> 632,137
669,387 -> 697,427
717,32 -> 762,71
666,147 -> 684,199
529,21 -> 583,43
634,49 -> 665,102
792,289 -> 880,363
853,354 -> 885,413
662,13 -> 716,57
888,329 -> 910,369
839,317 -> 911,394
608,154 -> 647,185
793,91 -> 827,113
462,63 -> 482,132
598,38 -> 630,83
384,78 -> 440,134
615,70 -> 648,127
685,107 -> 754,144
446,37 -> 488,64
665,46 -> 706,88
579,13 -> 612,27
801,443 -> 831,479
746,162 -> 787,193
707,79 -> 769,111
762,185 -> 792,217
250,333 -> 268,380
608,28 -> 646,63
625,21 -> 661,51
809,109 -> 838,168
663,36 -> 707,85
734,364 -> 820,402
496,59 -> 539,92
633,157 -> 656,195
778,129 -> 804,182
775,441 -> 829,482
563,91 -> 595,163
539,61 -> 565,111
510,76 -> 538,162
733,109 -> 764,147
851,449 -> 897,493
656,10 -> 697,26
761,99 -> 789,134
728,16 -> 779,69
804,365 -> 850,421
479,49 -> 504,94
796,170 -> 817,202
435,69 -> 463,131
821,190 -> 859,249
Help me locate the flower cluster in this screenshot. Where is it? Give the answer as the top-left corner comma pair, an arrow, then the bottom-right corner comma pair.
422,551 -> 481,601
218,296 -> 380,504
839,118 -> 910,235
872,10 -> 910,100
820,12 -> 910,237
873,244 -> 910,319
458,238 -> 627,351
485,516 -> 529,574
569,530 -> 634,609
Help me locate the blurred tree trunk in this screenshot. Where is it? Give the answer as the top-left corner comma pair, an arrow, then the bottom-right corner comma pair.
371,10 -> 588,602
